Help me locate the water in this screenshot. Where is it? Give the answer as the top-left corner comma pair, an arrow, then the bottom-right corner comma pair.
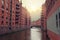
0,27 -> 42,40
31,27 -> 42,40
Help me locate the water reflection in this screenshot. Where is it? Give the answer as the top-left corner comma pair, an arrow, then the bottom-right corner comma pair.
0,27 -> 42,40
31,27 -> 42,40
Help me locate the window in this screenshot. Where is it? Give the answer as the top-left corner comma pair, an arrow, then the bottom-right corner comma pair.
59,13 -> 60,19
15,21 -> 18,24
6,8 -> 8,10
2,10 -> 4,13
12,22 -> 14,25
16,4 -> 19,7
6,22 -> 8,24
15,18 -> 19,20
2,5 -> 4,9
1,21 -> 3,24
16,4 -> 19,10
56,14 -> 58,20
59,13 -> 60,27
6,17 -> 8,19
16,15 -> 19,17
56,14 -> 58,28
2,16 -> 4,18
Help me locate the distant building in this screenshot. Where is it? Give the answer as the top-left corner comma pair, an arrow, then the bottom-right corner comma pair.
31,19 -> 41,27
21,7 -> 31,29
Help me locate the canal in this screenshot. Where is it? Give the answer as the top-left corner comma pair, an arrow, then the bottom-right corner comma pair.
0,27 -> 42,40
31,27 -> 42,40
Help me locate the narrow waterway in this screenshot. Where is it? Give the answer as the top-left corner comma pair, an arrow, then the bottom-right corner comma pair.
31,27 -> 42,40
0,27 -> 42,40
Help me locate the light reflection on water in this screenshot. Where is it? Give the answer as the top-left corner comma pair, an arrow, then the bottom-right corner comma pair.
31,27 -> 42,40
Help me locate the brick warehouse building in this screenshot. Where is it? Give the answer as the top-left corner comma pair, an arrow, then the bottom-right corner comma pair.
20,7 -> 31,40
41,4 -> 47,40
31,18 -> 41,27
0,0 -> 31,36
41,0 -> 60,40
0,0 -> 22,34
21,7 -> 31,29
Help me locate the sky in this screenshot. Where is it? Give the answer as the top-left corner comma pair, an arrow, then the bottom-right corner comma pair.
20,0 -> 46,22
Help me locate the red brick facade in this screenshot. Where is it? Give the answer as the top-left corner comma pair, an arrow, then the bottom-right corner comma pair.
31,19 -> 41,27
0,0 -> 31,35
21,7 -> 31,29
41,4 -> 47,40
0,0 -> 22,34
0,0 -> 31,40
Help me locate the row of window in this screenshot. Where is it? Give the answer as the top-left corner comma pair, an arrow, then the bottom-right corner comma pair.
41,14 -> 44,27
2,0 -> 20,10
1,0 -> 20,25
1,16 -> 8,19
15,3 -> 20,24
1,15 -> 20,25
1,21 -> 8,24
2,5 -> 8,10
1,21 -> 19,25
0,27 -> 11,30
2,0 -> 8,20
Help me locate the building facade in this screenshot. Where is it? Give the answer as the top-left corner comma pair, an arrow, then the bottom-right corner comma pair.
0,0 -> 31,35
41,4 -> 47,40
41,0 -> 60,40
0,0 -> 22,34
21,7 -> 31,29
31,19 -> 41,27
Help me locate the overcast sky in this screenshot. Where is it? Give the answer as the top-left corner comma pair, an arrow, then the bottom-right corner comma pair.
22,0 -> 45,22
